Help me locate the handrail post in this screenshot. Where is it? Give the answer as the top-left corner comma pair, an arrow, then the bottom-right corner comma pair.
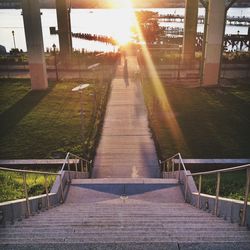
86,161 -> 88,173
171,159 -> 174,178
74,159 -> 78,172
178,161 -> 181,182
22,173 -> 30,217
44,174 -> 50,209
185,175 -> 188,202
74,159 -> 78,178
67,156 -> 71,171
197,175 -> 202,208
167,160 -> 170,178
215,172 -> 221,216
241,167 -> 250,226
80,159 -> 83,172
59,174 -> 64,203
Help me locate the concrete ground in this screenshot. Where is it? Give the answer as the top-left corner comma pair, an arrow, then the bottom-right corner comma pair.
93,56 -> 160,178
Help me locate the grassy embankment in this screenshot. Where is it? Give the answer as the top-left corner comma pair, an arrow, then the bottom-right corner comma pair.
0,77 -> 111,202
142,77 -> 250,200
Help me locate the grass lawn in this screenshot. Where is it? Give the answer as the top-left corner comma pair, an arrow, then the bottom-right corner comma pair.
142,78 -> 250,200
0,78 -> 109,159
142,79 -> 250,159
0,78 -> 110,202
0,171 -> 56,202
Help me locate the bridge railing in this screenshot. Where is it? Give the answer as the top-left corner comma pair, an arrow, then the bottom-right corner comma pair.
160,153 -> 250,226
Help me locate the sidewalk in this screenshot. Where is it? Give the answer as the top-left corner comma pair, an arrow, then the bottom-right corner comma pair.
93,56 -> 160,178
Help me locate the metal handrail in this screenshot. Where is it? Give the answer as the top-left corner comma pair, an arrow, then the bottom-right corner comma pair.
0,166 -> 64,218
160,153 -> 189,201
187,163 -> 250,226
0,166 -> 60,175
160,152 -> 250,227
186,163 -> 250,176
160,152 -> 188,174
0,152 -> 92,220
60,152 -> 92,173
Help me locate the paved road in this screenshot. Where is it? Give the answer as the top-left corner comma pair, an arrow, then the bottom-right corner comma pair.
93,56 -> 160,178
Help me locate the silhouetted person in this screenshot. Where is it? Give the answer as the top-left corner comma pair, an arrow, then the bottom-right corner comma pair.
123,59 -> 129,87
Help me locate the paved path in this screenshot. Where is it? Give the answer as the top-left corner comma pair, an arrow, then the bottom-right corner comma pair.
93,56 -> 160,178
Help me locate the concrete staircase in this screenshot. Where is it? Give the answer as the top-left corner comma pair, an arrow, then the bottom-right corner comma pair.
1,178 -> 250,249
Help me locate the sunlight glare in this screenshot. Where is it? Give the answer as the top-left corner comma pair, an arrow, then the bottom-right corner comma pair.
133,17 -> 187,149
110,0 -> 136,45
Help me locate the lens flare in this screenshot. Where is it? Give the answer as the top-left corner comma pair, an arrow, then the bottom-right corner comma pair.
133,14 -> 187,151
111,0 -> 186,150
110,0 -> 136,45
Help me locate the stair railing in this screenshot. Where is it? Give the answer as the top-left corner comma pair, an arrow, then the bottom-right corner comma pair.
60,152 -> 92,174
160,153 -> 250,226
0,152 -> 92,219
159,153 -> 189,200
186,164 -> 250,226
0,167 -> 63,217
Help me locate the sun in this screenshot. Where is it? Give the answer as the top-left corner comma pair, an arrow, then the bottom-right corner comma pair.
110,0 -> 137,45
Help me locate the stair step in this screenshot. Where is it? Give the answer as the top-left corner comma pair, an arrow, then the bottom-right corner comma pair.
1,226 -> 247,234
1,235 -> 250,244
71,178 -> 178,184
1,231 -> 250,240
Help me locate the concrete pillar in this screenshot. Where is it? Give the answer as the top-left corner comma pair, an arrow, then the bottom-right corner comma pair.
56,0 -> 72,61
203,0 -> 226,86
22,0 -> 48,90
182,0 -> 199,62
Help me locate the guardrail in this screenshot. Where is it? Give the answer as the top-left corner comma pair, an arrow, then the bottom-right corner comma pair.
60,152 -> 92,174
187,164 -> 250,226
160,153 -> 250,226
159,153 -> 189,199
0,167 -> 63,217
0,152 -> 92,218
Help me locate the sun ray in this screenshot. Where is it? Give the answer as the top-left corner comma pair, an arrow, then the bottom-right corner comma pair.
133,13 -> 187,152
109,0 -> 187,152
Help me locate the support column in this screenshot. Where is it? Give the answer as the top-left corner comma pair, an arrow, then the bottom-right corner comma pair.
203,0 -> 226,86
56,0 -> 72,62
182,0 -> 199,62
22,0 -> 48,90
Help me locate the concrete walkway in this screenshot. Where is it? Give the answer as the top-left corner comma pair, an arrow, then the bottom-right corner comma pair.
93,56 -> 160,178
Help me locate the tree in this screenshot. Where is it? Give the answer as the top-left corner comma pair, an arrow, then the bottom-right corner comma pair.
133,11 -> 165,44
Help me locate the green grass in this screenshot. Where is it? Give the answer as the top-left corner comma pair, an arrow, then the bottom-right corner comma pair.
0,78 -> 109,159
0,78 -> 111,202
0,171 -> 56,202
193,170 -> 250,201
142,78 -> 250,200
142,80 -> 250,159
